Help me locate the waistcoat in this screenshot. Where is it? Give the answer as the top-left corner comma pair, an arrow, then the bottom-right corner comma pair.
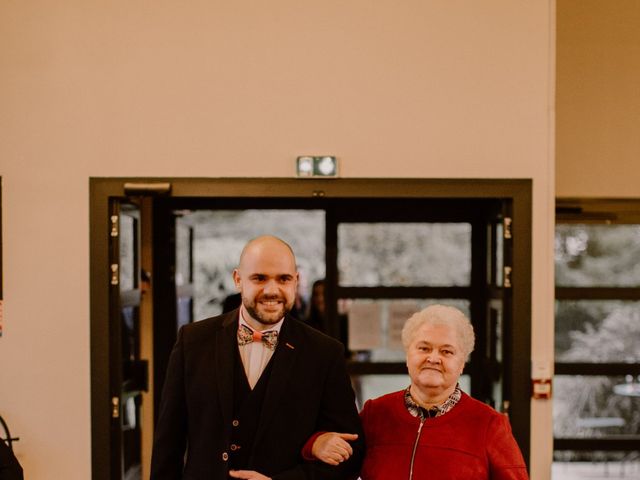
228,345 -> 275,469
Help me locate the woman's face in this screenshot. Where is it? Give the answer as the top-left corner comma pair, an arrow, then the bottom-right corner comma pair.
406,322 -> 466,397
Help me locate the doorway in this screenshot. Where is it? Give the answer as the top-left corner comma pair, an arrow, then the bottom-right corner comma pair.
90,177 -> 532,480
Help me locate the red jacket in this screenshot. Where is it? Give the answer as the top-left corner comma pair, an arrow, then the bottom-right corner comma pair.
359,390 -> 528,480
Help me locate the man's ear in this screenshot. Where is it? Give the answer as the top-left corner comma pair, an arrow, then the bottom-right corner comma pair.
232,269 -> 241,291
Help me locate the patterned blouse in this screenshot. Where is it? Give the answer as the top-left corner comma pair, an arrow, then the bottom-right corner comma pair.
404,384 -> 462,419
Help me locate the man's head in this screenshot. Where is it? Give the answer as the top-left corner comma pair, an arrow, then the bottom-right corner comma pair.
233,236 -> 299,329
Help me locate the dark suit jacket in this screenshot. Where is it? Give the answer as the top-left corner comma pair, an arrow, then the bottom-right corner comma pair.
150,310 -> 364,480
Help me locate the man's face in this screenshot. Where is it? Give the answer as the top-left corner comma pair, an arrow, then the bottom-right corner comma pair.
406,323 -> 466,396
233,240 -> 298,328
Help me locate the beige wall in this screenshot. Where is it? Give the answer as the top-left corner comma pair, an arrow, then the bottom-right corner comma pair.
0,1 -> 555,478
557,0 -> 640,197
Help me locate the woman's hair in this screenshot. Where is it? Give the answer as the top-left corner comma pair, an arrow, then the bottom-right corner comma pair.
401,304 -> 475,360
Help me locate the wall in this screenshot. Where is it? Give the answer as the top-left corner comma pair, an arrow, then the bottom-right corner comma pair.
0,1 -> 555,478
557,0 -> 640,197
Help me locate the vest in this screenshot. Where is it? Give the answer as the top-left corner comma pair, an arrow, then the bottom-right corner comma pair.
228,345 -> 275,469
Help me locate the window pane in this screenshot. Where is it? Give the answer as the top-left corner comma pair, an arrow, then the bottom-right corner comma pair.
553,375 -> 640,438
352,374 -> 410,410
190,210 -> 325,320
553,452 -> 640,480
338,223 -> 471,287
555,301 -> 640,363
119,214 -> 136,292
352,374 -> 472,411
555,224 -> 640,287
495,222 -> 504,287
175,220 -> 192,286
344,299 -> 470,362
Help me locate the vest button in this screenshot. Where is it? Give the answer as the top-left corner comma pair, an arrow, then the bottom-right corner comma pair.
222,452 -> 229,461
230,444 -> 240,451
232,419 -> 239,427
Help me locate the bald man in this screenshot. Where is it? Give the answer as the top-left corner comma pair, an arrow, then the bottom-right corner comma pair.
151,236 -> 364,480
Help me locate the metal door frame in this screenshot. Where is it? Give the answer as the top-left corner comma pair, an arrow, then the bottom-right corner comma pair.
90,177 -> 532,479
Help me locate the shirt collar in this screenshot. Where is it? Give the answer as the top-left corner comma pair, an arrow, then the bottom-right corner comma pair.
404,384 -> 462,419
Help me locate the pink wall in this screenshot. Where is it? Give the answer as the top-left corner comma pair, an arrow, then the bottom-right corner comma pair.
0,1 -> 555,478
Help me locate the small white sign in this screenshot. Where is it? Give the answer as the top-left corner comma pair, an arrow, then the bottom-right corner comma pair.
387,301 -> 419,349
348,302 -> 382,351
531,359 -> 552,379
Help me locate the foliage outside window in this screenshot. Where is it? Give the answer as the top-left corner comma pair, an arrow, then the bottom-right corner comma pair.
553,222 -> 640,475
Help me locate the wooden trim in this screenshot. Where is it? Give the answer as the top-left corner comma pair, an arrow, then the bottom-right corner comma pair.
555,363 -> 640,376
90,179 -> 117,480
556,288 -> 640,300
336,286 -> 472,299
555,438 -> 640,451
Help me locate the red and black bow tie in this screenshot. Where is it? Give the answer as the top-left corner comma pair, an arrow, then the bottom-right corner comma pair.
237,323 -> 279,350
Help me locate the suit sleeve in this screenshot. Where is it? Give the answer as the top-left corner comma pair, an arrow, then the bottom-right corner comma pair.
273,343 -> 364,480
487,414 -> 529,480
150,327 -> 188,480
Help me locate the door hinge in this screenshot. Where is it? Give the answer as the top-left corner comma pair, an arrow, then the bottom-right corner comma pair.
110,215 -> 119,237
111,397 -> 120,418
503,266 -> 512,288
110,264 -> 119,286
503,217 -> 512,239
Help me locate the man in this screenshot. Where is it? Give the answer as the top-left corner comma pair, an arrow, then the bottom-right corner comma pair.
150,236 -> 364,480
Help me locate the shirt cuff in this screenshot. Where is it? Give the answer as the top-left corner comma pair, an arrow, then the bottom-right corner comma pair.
301,431 -> 327,461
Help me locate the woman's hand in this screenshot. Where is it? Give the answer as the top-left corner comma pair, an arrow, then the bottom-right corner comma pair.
312,432 -> 359,465
229,469 -> 271,479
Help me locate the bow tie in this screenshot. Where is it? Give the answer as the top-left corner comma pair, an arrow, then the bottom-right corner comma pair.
237,323 -> 279,351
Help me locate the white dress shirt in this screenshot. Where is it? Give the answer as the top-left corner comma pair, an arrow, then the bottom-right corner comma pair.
238,306 -> 284,389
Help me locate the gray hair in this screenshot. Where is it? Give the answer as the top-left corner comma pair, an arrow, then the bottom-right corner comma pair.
401,304 -> 475,361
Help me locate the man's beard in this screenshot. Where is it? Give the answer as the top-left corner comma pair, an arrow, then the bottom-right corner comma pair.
243,296 -> 293,326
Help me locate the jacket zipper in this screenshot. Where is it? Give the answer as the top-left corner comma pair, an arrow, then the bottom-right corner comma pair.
408,418 -> 425,480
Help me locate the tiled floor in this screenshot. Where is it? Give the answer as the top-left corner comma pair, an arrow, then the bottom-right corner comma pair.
552,461 -> 640,479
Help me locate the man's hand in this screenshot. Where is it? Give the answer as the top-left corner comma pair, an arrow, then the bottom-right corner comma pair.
229,470 -> 271,480
311,432 -> 359,466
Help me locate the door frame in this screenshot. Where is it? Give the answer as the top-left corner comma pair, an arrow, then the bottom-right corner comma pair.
90,177 -> 532,479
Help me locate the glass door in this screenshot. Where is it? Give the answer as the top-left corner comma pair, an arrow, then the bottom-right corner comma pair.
323,198 -> 511,410
109,200 -> 147,480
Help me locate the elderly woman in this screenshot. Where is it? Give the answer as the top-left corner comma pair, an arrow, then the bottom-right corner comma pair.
305,304 -> 528,480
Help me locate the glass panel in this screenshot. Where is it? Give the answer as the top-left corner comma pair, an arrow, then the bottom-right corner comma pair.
555,301 -> 640,363
553,452 -> 640,480
337,223 -> 472,287
343,299 -> 470,362
119,214 -> 136,292
495,222 -> 504,287
553,375 -> 640,438
188,210 -> 325,320
351,374 -> 410,410
351,374 -> 472,411
175,220 -> 192,286
555,224 -> 640,287
121,306 -> 138,362
177,297 -> 192,331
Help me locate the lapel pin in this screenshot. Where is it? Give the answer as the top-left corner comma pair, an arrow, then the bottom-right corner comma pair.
285,342 -> 295,349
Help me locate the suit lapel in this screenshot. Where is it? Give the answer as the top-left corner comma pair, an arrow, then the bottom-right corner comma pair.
252,316 -> 299,448
215,311 -> 239,431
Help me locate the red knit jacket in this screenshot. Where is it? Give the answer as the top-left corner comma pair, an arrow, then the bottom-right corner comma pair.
359,390 -> 528,480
